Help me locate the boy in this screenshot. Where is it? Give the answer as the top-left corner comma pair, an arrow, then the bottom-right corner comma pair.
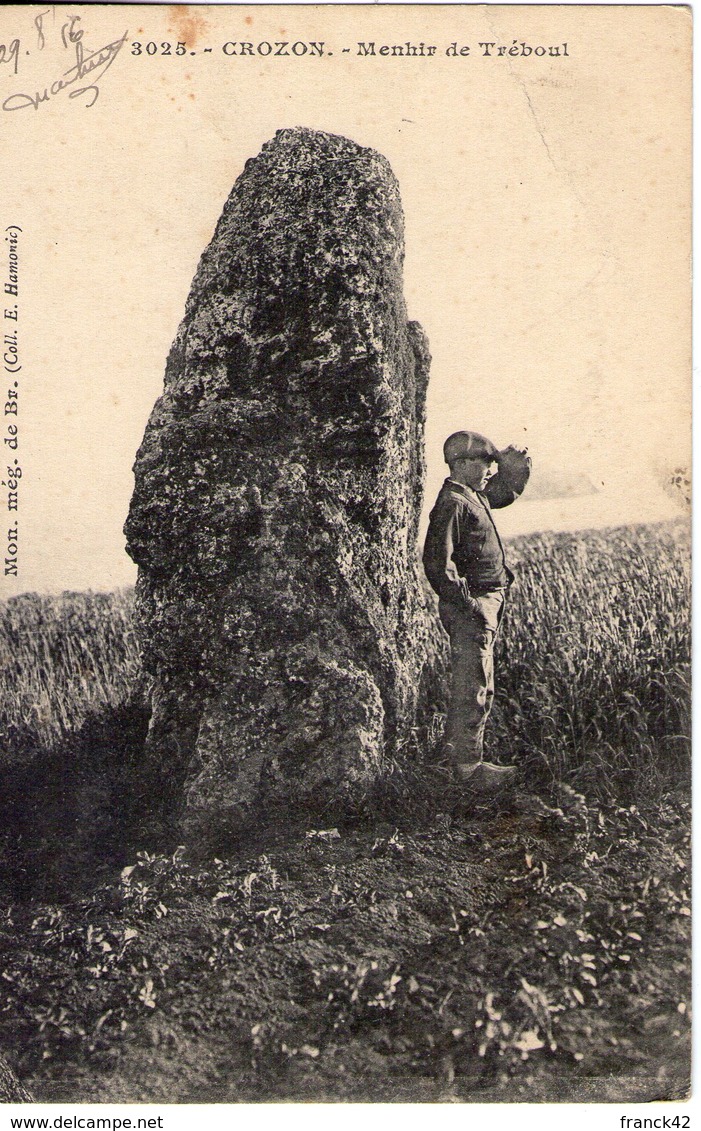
423,431 -> 531,791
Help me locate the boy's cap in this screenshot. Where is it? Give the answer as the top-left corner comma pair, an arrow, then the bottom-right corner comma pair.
443,431 -> 499,465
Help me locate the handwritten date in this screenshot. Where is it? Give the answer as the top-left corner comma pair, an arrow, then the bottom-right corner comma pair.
1,13 -> 128,112
0,40 -> 20,76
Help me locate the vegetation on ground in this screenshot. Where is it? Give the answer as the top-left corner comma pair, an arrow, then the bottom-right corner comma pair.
491,521 -> 690,802
0,590 -> 140,757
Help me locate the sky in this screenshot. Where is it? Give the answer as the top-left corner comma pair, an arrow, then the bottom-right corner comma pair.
0,3 -> 690,595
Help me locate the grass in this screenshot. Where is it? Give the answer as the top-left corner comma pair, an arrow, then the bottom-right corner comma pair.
491,520 -> 690,801
0,517 -> 691,1101
0,589 -> 141,760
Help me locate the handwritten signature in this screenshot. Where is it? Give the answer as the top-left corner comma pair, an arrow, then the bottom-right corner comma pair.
3,22 -> 128,112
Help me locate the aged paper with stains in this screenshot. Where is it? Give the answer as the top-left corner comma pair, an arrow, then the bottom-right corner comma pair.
0,2 -> 691,1115
0,3 -> 690,591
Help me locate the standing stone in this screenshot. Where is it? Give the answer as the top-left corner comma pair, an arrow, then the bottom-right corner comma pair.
0,1053 -> 32,1102
125,127 -> 438,840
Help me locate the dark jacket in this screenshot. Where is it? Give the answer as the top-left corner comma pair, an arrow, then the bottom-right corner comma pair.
423,462 -> 528,604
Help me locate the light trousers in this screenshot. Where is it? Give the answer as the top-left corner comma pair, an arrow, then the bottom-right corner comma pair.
438,591 -> 506,765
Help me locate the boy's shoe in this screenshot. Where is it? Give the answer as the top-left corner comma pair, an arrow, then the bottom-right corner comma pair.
455,761 -> 516,793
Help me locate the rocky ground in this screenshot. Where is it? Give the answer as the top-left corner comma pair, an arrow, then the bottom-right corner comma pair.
0,777 -> 690,1104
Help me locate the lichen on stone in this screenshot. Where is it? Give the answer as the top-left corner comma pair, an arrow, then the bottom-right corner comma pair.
125,127 -> 440,840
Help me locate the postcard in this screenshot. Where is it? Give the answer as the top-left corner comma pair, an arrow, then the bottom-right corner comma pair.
0,2 -> 691,1110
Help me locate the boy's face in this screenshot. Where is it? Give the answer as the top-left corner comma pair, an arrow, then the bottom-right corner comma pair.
457,456 -> 497,491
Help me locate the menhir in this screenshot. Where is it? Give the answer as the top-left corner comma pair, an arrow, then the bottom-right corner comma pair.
125,127 -> 437,841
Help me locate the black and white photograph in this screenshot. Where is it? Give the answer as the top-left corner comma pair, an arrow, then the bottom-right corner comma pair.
0,2 -> 691,1114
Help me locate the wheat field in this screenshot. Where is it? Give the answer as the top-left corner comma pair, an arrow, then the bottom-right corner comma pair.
492,519 -> 690,799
